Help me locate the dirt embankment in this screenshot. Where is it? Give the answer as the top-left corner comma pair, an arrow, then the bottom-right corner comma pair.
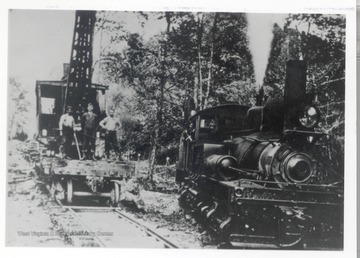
7,140 -> 68,247
118,162 -> 215,248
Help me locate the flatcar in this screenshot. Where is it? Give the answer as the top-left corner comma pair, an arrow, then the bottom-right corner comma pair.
35,11 -> 134,205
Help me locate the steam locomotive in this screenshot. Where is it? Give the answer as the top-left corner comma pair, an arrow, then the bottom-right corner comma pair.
176,60 -> 343,249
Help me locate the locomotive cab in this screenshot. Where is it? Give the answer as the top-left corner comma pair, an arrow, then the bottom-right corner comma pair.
176,104 -> 250,183
192,104 -> 251,141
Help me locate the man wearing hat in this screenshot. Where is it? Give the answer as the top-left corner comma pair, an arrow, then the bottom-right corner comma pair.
99,108 -> 121,161
59,106 -> 75,159
81,103 -> 98,160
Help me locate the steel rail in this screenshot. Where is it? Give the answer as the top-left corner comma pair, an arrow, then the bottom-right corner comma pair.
56,200 -> 179,248
56,199 -> 107,247
112,209 -> 179,249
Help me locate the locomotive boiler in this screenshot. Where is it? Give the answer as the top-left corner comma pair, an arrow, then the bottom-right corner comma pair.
176,60 -> 343,249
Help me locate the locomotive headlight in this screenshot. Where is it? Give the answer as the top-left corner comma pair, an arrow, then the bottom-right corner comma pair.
284,153 -> 313,183
299,106 -> 319,128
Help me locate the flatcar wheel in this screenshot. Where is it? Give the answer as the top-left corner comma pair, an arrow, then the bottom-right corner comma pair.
66,179 -> 73,204
110,183 -> 120,207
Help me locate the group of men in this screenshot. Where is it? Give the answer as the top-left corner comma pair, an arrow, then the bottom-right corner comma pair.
59,103 -> 121,161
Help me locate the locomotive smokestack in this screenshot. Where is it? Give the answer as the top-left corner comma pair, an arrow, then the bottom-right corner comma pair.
284,60 -> 307,130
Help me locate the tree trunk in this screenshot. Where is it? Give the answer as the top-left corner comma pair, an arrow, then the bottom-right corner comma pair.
197,13 -> 204,110
148,12 -> 171,179
148,127 -> 159,181
255,86 -> 264,106
204,13 -> 218,109
194,74 -> 198,110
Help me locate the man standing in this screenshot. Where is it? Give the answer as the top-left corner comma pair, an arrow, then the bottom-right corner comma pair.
99,108 -> 121,161
81,103 -> 97,160
59,106 -> 75,159
166,156 -> 171,166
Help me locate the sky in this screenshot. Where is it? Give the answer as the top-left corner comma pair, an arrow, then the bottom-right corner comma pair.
8,10 -> 166,95
247,13 -> 287,87
5,10 -> 345,134
8,10 -> 75,84
8,10 -> 75,134
8,10 -> 287,101
8,10 -> 166,134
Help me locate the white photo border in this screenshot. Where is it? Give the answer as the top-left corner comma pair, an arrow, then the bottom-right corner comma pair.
1,0 -> 356,258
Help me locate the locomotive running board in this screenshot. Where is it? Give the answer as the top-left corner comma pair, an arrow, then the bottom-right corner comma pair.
221,179 -> 343,207
233,198 -> 341,207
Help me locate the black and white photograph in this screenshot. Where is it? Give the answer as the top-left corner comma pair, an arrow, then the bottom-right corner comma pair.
3,0 -> 357,256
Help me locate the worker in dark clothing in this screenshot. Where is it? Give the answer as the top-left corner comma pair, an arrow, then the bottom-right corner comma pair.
99,108 -> 121,161
59,106 -> 75,159
81,103 -> 97,160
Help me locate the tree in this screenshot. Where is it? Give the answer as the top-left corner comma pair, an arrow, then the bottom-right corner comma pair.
263,14 -> 345,172
208,13 -> 255,106
98,11 -> 256,173
101,12 -> 176,179
8,78 -> 30,141
204,12 -> 218,108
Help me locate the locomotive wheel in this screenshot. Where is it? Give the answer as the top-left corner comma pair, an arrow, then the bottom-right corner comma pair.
110,183 -> 121,207
66,179 -> 73,204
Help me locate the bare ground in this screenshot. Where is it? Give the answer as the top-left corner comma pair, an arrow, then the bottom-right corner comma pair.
7,140 -> 67,247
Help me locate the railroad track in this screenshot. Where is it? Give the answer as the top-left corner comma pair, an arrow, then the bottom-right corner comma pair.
55,200 -> 179,248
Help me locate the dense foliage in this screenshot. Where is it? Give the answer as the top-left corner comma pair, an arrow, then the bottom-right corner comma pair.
8,12 -> 345,175
98,12 -> 257,173
94,12 -> 345,174
263,14 -> 345,172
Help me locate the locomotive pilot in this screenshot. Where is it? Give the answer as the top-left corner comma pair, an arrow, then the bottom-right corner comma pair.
81,103 -> 98,160
99,108 -> 121,161
59,106 -> 75,159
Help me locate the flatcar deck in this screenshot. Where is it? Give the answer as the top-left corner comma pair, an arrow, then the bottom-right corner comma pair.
41,157 -> 134,178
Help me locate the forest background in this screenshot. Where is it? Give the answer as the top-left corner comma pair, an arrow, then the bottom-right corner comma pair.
8,12 -> 345,174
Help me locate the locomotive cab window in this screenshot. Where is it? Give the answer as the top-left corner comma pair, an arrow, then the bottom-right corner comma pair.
197,117 -> 217,141
200,118 -> 215,129
190,105 -> 251,141
217,116 -> 246,132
